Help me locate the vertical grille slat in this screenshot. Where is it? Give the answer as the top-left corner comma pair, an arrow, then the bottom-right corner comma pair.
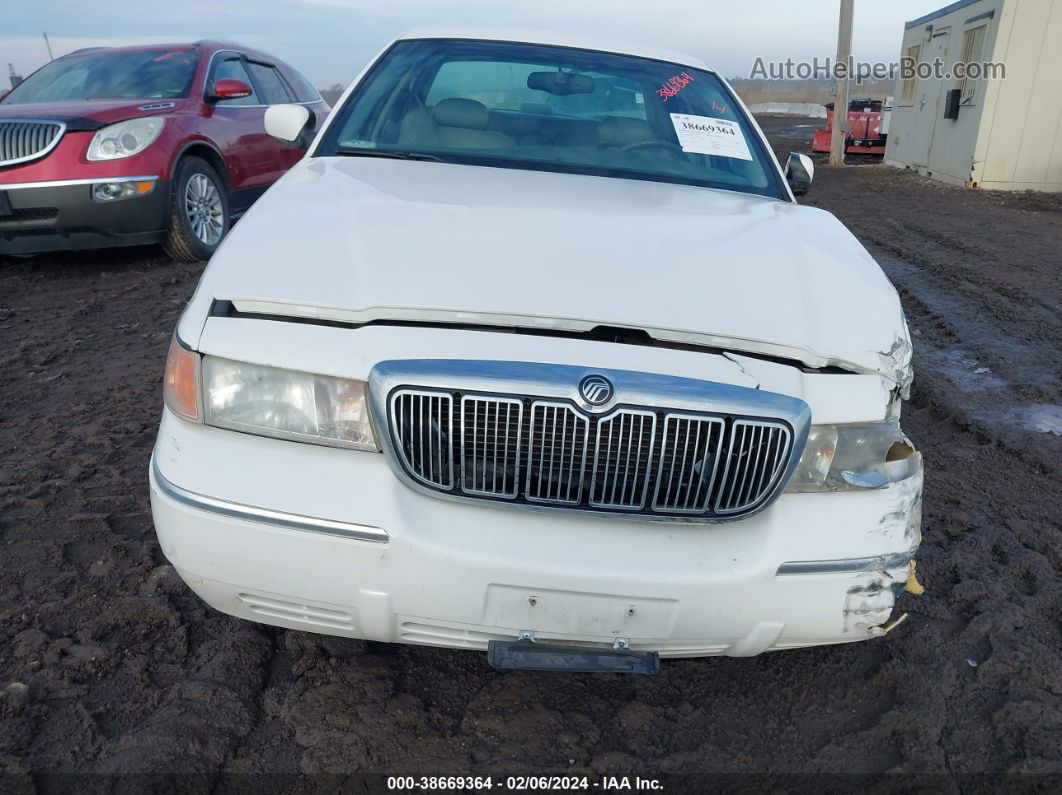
460,395 -> 522,499
526,401 -> 589,505
714,420 -> 793,515
589,409 -> 655,510
651,414 -> 725,514
391,389 -> 454,490
0,120 -> 64,166
388,387 -> 794,520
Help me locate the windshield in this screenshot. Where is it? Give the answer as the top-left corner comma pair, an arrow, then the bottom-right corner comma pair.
319,39 -> 785,200
2,48 -> 200,104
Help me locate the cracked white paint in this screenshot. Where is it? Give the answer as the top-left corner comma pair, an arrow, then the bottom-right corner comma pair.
722,352 -> 761,389
843,574 -> 899,635
842,466 -> 922,635
881,334 -> 915,399
878,466 -> 924,549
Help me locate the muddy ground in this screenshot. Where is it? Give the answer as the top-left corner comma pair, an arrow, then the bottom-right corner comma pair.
1,115 -> 1060,785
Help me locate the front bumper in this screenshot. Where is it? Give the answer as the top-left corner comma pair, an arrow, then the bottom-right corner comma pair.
149,409 -> 922,658
0,177 -> 169,254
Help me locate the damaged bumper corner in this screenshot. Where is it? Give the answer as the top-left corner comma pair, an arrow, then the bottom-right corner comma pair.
776,464 -> 923,639
842,568 -> 908,636
776,557 -> 913,638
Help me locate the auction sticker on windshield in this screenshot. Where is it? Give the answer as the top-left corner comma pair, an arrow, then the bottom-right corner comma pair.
669,114 -> 753,160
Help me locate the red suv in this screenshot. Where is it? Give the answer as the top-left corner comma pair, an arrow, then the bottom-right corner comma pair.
0,41 -> 328,261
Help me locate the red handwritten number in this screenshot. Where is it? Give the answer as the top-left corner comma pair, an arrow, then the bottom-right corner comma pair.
657,72 -> 694,102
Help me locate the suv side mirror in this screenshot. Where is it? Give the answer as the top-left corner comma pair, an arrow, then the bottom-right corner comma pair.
209,78 -> 253,103
265,103 -> 314,148
784,152 -> 815,197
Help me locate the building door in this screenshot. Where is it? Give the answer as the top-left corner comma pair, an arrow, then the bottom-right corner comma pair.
909,29 -> 949,167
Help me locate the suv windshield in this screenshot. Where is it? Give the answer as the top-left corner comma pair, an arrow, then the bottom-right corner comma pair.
2,48 -> 200,104
320,39 -> 784,199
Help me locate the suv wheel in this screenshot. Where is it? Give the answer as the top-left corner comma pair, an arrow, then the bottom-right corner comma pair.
163,156 -> 230,262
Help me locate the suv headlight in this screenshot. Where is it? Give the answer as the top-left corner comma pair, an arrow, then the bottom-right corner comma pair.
162,339 -> 377,451
87,117 -> 165,161
785,421 -> 920,492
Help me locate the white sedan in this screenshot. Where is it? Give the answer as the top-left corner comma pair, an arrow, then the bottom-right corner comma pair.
150,28 -> 922,673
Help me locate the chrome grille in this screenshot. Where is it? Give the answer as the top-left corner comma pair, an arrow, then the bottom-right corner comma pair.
385,386 -> 796,521
590,409 -> 656,510
0,120 -> 65,167
390,390 -> 453,489
652,414 -> 726,513
715,420 -> 792,514
461,395 -> 522,497
526,402 -> 589,504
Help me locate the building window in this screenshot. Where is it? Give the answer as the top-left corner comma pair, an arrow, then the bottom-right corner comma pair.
900,43 -> 921,103
959,25 -> 987,104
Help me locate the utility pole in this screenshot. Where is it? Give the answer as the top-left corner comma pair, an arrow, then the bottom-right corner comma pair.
830,0 -> 854,167
42,32 -> 54,61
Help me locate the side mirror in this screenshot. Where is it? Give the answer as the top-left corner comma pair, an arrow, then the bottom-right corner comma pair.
209,78 -> 253,102
265,103 -> 314,148
784,152 -> 815,197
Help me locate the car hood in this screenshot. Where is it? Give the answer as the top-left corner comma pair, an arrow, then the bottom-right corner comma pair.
0,98 -> 185,129
184,157 -> 913,388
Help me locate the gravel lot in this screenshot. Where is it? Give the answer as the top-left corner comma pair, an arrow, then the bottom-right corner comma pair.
2,116 -> 1060,782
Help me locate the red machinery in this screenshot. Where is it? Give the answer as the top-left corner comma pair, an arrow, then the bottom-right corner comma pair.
812,98 -> 891,156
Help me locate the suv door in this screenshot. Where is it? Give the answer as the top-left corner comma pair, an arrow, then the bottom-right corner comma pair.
201,53 -> 284,208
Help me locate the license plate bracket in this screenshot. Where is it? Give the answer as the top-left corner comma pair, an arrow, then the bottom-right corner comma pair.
487,638 -> 660,674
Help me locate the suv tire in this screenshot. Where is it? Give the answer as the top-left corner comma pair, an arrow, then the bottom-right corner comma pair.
163,156 -> 230,262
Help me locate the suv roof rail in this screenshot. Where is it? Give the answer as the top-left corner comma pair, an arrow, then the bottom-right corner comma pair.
69,46 -> 108,55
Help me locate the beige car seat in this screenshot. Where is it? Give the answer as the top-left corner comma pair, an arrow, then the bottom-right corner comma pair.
398,98 -> 516,149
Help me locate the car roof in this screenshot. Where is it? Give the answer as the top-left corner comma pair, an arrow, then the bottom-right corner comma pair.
64,43 -> 200,56
61,41 -> 283,64
395,27 -> 713,72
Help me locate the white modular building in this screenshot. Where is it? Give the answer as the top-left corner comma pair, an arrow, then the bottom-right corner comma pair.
884,0 -> 1062,191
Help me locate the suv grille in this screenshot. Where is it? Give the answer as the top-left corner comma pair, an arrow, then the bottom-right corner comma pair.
0,207 -> 59,227
0,120 -> 65,167
388,388 -> 794,520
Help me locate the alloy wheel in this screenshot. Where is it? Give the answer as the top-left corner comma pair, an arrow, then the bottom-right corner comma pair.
183,173 -> 224,246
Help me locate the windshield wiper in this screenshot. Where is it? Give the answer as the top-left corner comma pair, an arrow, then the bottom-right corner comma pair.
333,147 -> 447,163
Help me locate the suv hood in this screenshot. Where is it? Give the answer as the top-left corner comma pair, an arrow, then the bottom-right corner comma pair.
0,98 -> 185,128
185,157 -> 913,388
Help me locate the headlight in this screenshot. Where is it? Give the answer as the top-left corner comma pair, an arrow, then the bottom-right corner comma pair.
87,117 -> 165,161
163,340 -> 377,451
785,421 -> 920,492
202,356 -> 377,450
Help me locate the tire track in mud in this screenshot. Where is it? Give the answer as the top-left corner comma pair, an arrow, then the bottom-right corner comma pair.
769,118 -> 1062,774
1,120 -> 1060,777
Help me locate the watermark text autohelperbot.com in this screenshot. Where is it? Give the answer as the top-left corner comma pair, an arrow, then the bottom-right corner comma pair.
749,56 -> 1006,82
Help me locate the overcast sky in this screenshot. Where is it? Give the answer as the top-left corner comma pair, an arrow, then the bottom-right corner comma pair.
3,0 -> 941,88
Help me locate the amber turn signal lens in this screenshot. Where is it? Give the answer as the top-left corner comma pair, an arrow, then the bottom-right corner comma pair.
163,337 -> 200,421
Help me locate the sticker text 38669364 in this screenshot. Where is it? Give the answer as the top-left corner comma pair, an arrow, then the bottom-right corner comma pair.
669,114 -> 753,161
